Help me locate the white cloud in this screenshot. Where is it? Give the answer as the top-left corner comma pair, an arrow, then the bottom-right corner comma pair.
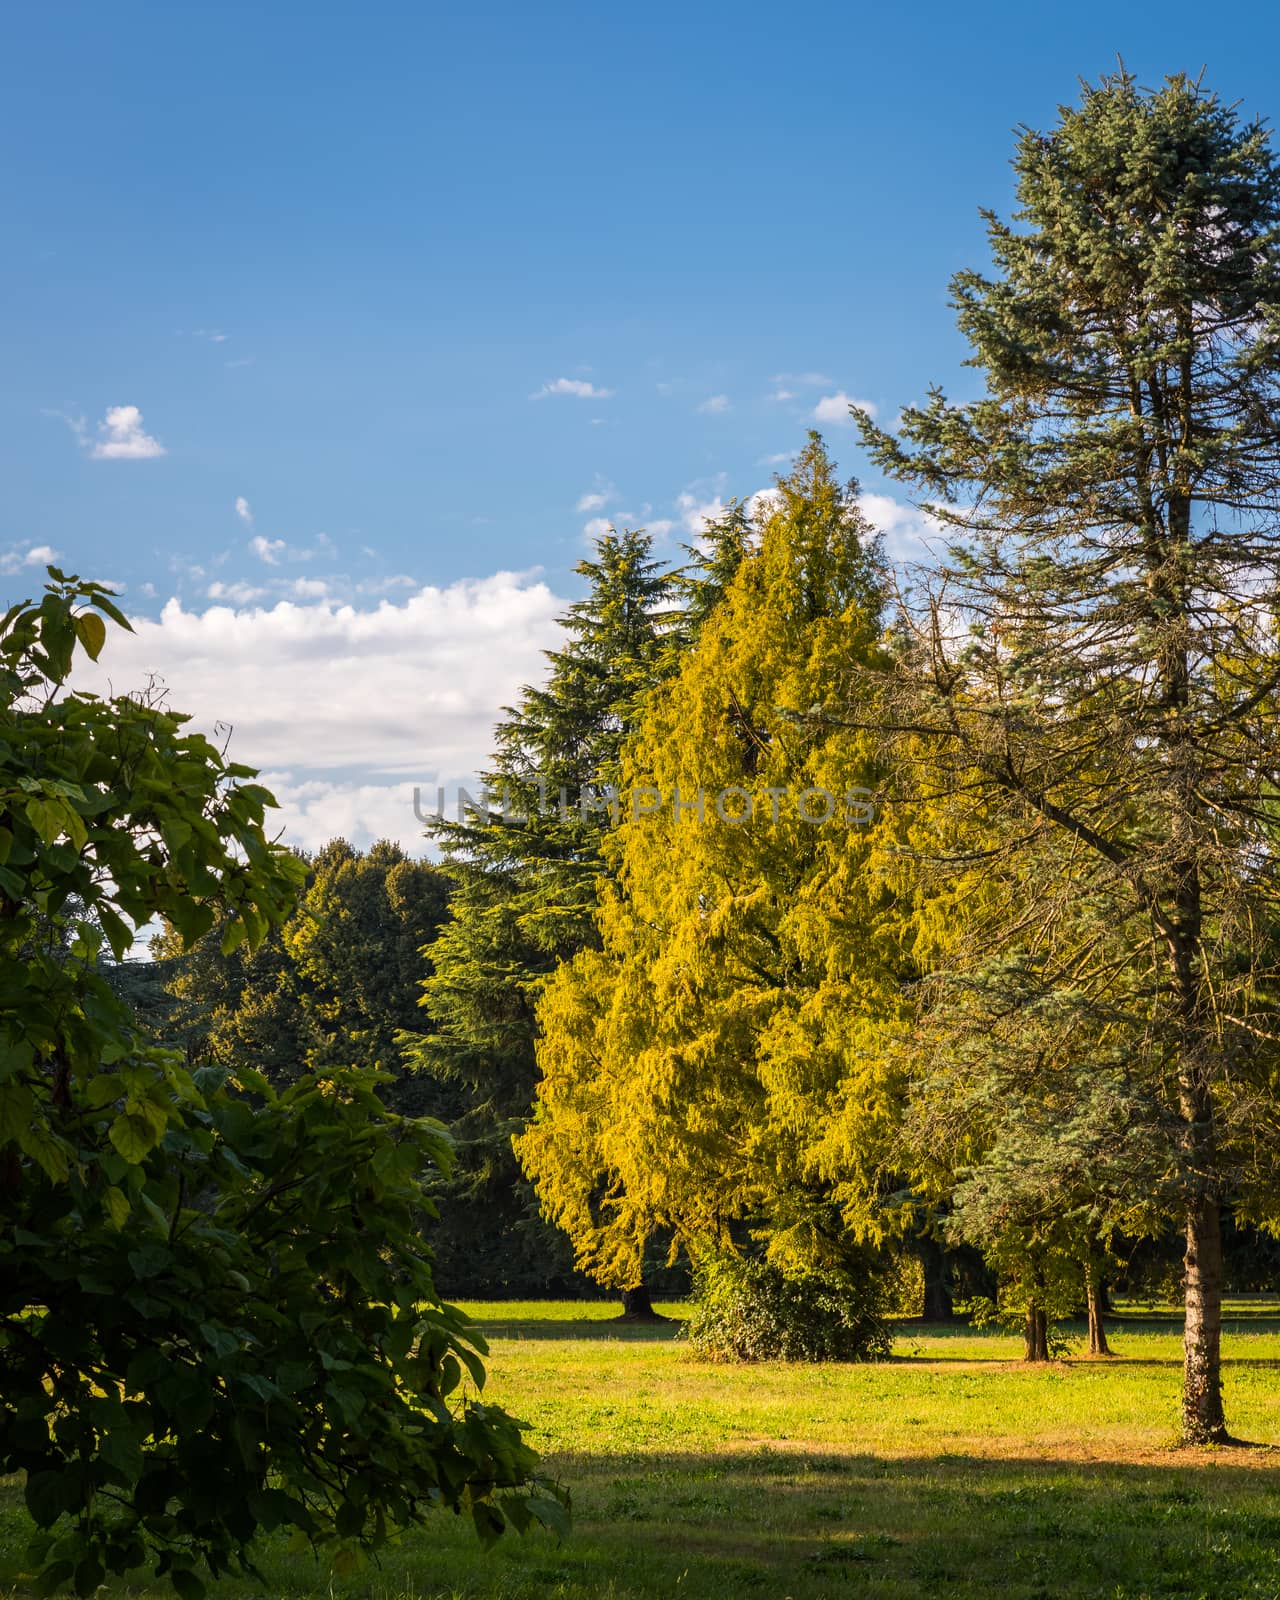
644,518 -> 676,538
761,451 -> 794,466
250,536 -> 286,565
291,577 -> 329,599
697,394 -> 730,414
140,582 -> 157,599
582,517 -> 613,540
576,480 -> 616,513
748,487 -> 783,521
857,492 -> 947,564
676,491 -> 726,535
235,496 -> 253,526
72,573 -> 566,855
812,392 -> 878,426
207,580 -> 267,604
0,543 -> 62,576
769,389 -> 796,402
532,377 -> 615,400
89,405 -> 166,461
254,775 -> 432,856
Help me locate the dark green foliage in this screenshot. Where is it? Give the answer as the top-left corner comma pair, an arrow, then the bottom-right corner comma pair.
857,68 -> 1280,1431
155,838 -> 456,1114
685,1257 -> 892,1364
0,574 -> 562,1595
671,497 -> 755,642
407,529 -> 675,1296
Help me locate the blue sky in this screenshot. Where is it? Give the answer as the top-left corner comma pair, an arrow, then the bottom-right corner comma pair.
3,0 -> 1276,851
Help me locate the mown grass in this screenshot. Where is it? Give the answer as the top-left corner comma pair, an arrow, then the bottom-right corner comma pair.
5,1302 -> 1280,1599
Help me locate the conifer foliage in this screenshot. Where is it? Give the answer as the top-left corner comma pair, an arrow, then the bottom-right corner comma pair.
516,440 -> 904,1295
404,530 -> 675,1294
857,70 -> 1280,1439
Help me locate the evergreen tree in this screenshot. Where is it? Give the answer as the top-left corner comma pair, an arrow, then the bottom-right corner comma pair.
516,440 -> 903,1293
406,529 -> 675,1298
857,69 -> 1280,1439
156,840 -> 453,1114
673,498 -> 756,641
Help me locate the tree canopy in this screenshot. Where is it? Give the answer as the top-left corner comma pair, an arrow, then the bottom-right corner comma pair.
0,575 -> 562,1597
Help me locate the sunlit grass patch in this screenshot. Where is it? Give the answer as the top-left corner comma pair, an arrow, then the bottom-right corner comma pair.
4,1303 -> 1280,1598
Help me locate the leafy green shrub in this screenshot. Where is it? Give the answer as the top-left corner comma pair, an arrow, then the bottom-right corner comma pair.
684,1256 -> 892,1363
0,573 -> 566,1598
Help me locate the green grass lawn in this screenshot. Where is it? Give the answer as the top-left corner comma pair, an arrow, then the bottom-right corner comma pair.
5,1302 -> 1280,1599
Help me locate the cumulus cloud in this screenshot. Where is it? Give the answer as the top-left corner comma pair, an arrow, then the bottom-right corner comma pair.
0,543 -> 62,576
235,496 -> 253,526
250,536 -> 286,565
857,492 -> 947,564
89,405 -> 166,460
72,574 -> 566,855
748,487 -> 783,521
576,480 -> 616,513
676,491 -> 726,535
696,394 -> 730,414
582,516 -> 613,541
532,377 -> 615,400
207,580 -> 267,604
812,392 -> 878,426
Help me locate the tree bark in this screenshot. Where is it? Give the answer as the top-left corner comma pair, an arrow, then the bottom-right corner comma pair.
617,1284 -> 667,1322
1024,1301 -> 1050,1363
1085,1265 -> 1112,1357
1183,1192 -> 1227,1442
919,1234 -> 954,1322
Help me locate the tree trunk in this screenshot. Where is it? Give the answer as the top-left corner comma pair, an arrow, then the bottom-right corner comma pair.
1183,1192 -> 1227,1442
1085,1265 -> 1112,1357
919,1234 -> 954,1322
1024,1301 -> 1050,1363
618,1284 -> 667,1322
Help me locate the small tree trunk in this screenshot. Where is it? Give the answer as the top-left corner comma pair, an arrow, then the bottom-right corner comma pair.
1024,1301 -> 1050,1362
618,1284 -> 667,1322
919,1234 -> 954,1322
1085,1265 -> 1112,1357
1183,1193 -> 1227,1442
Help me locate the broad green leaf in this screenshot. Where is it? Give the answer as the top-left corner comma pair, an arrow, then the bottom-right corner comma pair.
73,611 -> 107,661
102,1185 -> 131,1230
109,1110 -> 158,1164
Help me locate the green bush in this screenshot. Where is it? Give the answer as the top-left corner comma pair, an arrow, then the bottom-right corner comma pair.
684,1256 -> 893,1363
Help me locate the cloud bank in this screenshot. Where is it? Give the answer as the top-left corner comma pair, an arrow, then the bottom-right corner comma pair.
73,574 -> 565,855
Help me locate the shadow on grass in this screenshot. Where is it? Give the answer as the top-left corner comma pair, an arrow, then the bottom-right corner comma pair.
474,1314 -> 687,1343
435,1447 -> 1280,1600
6,1447 -> 1278,1599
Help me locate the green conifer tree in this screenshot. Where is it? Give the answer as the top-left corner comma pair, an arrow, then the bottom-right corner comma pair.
857,69 -> 1280,1439
516,439 -> 904,1296
405,529 -> 675,1298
